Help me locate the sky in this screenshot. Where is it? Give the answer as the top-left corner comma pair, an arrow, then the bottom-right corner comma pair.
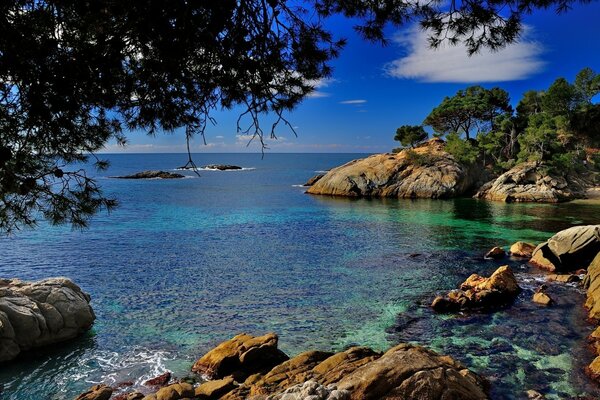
102,2 -> 600,154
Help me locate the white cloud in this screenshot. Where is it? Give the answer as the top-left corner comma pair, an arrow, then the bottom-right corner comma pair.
385,25 -> 545,83
339,99 -> 367,104
306,77 -> 337,98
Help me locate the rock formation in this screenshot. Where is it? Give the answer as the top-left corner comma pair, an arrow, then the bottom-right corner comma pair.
431,266 -> 521,312
510,242 -> 536,258
191,333 -> 289,380
202,165 -> 243,171
306,139 -> 484,199
474,162 -> 588,203
115,170 -> 184,179
530,225 -> 600,272
304,174 -> 325,187
0,277 -> 95,362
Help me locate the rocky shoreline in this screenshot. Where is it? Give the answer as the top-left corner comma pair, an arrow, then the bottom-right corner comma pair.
3,226 -> 600,399
306,139 -> 600,203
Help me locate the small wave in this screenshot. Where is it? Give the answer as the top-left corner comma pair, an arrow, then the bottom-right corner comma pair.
292,184 -> 306,188
314,170 -> 329,173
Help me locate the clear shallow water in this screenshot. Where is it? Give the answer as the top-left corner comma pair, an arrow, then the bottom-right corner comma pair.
0,153 -> 599,399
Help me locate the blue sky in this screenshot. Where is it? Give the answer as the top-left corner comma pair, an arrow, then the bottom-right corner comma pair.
103,2 -> 600,153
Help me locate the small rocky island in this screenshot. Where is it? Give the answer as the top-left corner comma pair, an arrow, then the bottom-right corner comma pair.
115,171 -> 185,179
202,165 -> 243,171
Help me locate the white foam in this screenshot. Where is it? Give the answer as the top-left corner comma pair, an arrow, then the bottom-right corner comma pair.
174,167 -> 255,172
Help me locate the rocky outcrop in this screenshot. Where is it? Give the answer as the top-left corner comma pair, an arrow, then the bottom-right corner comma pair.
431,266 -> 521,312
306,139 -> 483,199
510,242 -> 536,258
530,225 -> 600,272
115,170 -> 184,179
334,344 -> 488,400
304,174 -> 325,187
0,277 -> 95,362
76,333 -> 488,400
202,165 -> 243,171
474,162 -> 587,203
191,333 -> 289,380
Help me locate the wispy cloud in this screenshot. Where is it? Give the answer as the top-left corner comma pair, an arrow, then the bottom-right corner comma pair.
385,25 -> 545,83
306,77 -> 337,98
215,135 -> 224,139
339,99 -> 367,104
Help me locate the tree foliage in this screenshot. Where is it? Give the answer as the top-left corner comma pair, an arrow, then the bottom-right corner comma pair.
0,0 -> 593,233
394,125 -> 428,148
423,86 -> 511,139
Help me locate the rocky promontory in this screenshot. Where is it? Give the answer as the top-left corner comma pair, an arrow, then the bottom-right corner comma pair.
0,277 -> 95,362
306,139 -> 485,199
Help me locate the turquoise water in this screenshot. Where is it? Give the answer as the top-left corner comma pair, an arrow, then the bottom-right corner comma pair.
1,153 -> 599,399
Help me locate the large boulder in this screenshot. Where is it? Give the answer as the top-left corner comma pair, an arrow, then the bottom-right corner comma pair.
0,277 -> 95,362
530,225 -> 600,272
335,344 -> 488,400
191,333 -> 289,380
306,139 -> 483,199
431,266 -> 521,312
474,162 -> 587,203
510,242 -> 536,258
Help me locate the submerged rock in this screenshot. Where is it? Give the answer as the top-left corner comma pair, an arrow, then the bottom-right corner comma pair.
432,266 -> 521,312
0,277 -> 95,362
530,225 -> 600,272
474,162 -> 587,203
306,139 -> 484,199
115,170 -> 184,179
144,372 -> 171,388
202,164 -> 242,171
484,247 -> 506,259
191,333 -> 289,380
533,292 -> 553,306
304,174 -> 325,187
510,242 -> 536,258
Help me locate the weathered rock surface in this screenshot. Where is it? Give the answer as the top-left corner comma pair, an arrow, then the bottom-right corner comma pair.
474,162 -> 587,203
265,380 -> 349,400
115,170 -> 184,179
0,277 -> 95,362
510,242 -> 536,258
195,376 -> 237,398
203,165 -> 242,171
584,253 -> 600,320
335,344 -> 488,400
304,174 -> 325,187
74,384 -> 112,400
431,266 -> 521,312
530,225 -> 600,272
307,139 -> 483,199
191,333 -> 289,380
204,335 -> 488,400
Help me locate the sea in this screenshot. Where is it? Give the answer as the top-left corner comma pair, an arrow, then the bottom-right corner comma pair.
1,153 -> 599,399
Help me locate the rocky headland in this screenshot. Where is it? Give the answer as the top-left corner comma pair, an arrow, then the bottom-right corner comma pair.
306,138 -> 487,199
306,139 -> 599,203
0,277 -> 95,362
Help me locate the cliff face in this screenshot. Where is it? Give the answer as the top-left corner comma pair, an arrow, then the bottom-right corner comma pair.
306,139 -> 483,199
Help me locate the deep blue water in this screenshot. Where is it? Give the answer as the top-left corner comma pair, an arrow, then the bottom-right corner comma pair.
1,153 -> 600,399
